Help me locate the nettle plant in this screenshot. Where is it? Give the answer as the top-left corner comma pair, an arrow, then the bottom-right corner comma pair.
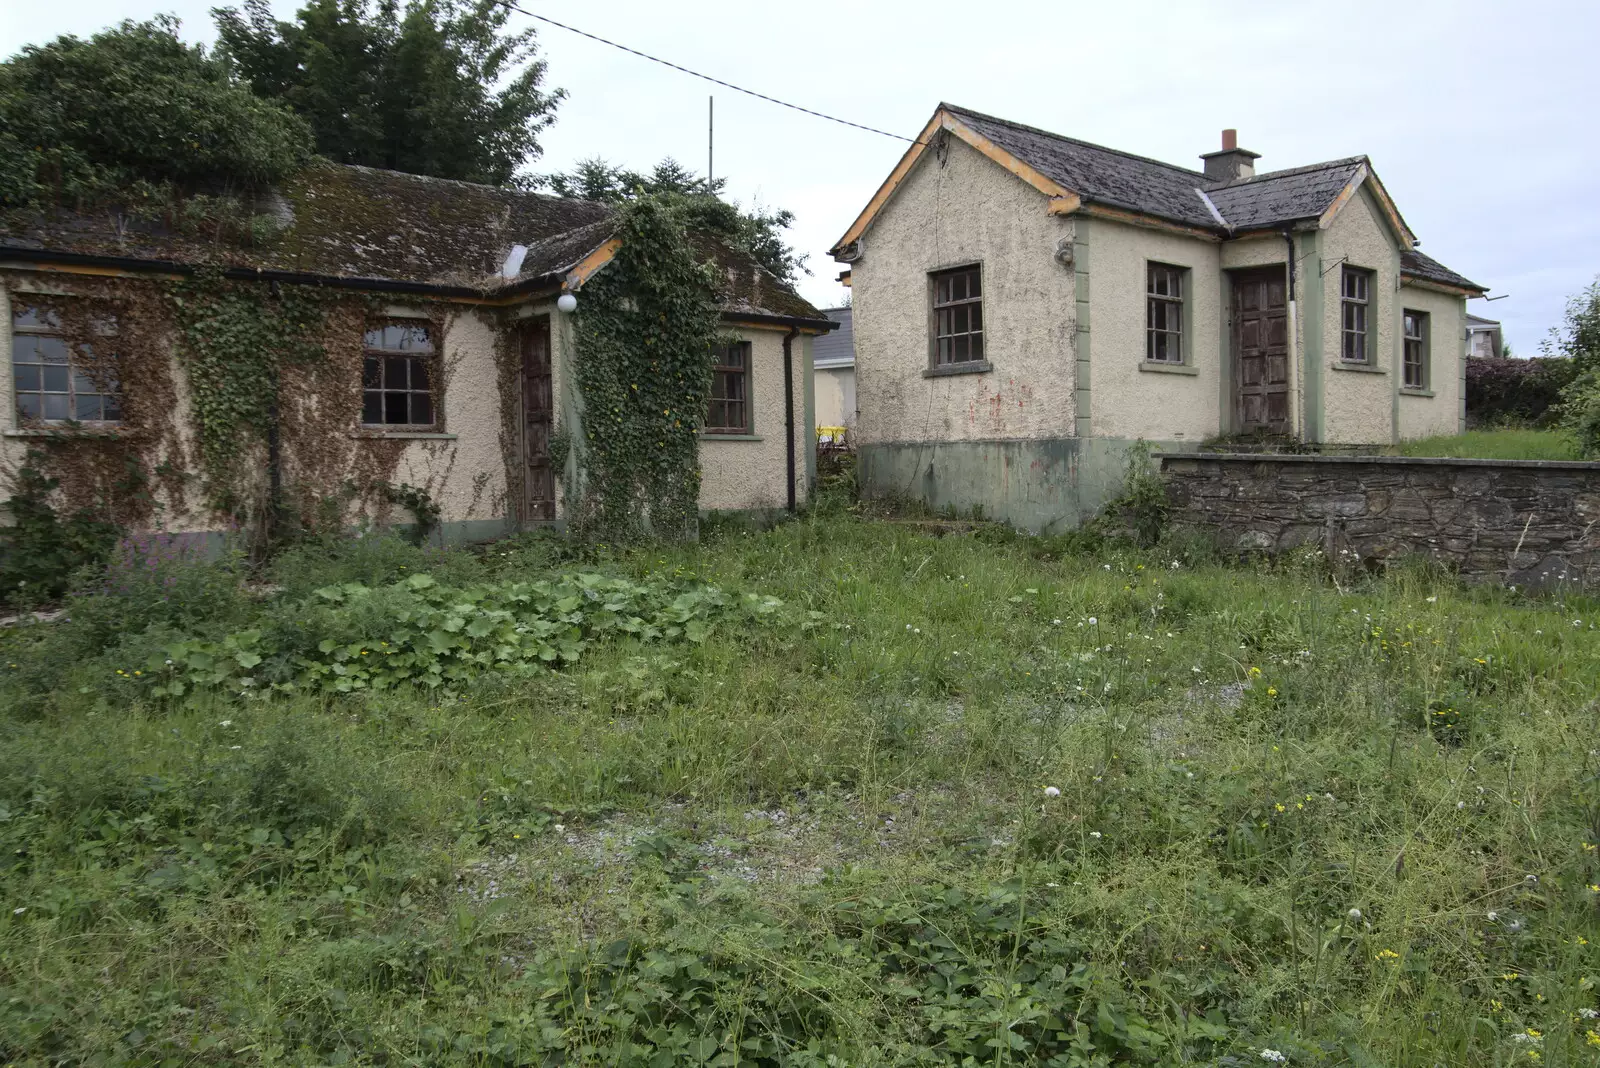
569,197 -> 722,542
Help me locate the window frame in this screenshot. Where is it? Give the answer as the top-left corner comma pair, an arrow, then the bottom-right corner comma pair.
1402,308 -> 1429,390
10,302 -> 123,427
705,340 -> 752,435
1145,261 -> 1188,365
1340,266 -> 1374,365
361,319 -> 440,431
928,263 -> 985,368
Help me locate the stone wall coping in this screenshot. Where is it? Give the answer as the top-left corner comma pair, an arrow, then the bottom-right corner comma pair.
1155,452 -> 1600,472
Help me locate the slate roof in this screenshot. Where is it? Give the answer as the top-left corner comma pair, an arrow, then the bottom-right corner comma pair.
1400,249 -> 1484,293
812,307 -> 854,367
944,104 -> 1371,236
0,162 -> 831,322
1203,158 -> 1367,231
933,105 -> 1484,294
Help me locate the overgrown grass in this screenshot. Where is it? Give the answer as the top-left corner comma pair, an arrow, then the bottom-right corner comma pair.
1,523 -> 1598,1065
1393,427 -> 1583,461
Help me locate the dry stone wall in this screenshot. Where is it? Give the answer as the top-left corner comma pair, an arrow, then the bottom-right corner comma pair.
1160,453 -> 1600,587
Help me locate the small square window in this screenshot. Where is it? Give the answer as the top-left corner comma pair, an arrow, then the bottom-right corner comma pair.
362,321 -> 437,429
10,303 -> 121,427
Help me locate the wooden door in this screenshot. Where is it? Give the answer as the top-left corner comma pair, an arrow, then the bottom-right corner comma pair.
519,317 -> 555,523
1233,269 -> 1290,434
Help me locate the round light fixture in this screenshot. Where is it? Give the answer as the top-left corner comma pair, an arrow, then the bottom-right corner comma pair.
556,293 -> 578,313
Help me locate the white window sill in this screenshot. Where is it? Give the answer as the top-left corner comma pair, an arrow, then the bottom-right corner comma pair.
1399,387 -> 1436,398
1138,360 -> 1198,376
349,430 -> 458,440
923,360 -> 993,378
5,425 -> 130,439
701,433 -> 763,442
1331,361 -> 1386,374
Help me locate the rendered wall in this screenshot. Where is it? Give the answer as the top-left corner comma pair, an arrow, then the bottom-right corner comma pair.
1085,218 -> 1222,443
1396,285 -> 1467,441
814,365 -> 856,431
847,135 -> 1077,445
857,436 -> 1149,533
1320,187 -> 1401,445
697,325 -> 811,512
1163,453 -> 1600,587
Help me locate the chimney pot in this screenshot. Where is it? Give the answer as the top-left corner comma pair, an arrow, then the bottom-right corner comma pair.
1222,128 -> 1237,151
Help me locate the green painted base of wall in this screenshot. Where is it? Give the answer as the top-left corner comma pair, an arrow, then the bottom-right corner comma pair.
859,437 -> 1172,534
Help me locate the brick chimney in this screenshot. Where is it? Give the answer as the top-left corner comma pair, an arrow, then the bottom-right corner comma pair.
1200,129 -> 1260,183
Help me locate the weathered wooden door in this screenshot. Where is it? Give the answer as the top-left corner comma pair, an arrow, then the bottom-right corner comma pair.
1233,269 -> 1290,434
519,317 -> 555,523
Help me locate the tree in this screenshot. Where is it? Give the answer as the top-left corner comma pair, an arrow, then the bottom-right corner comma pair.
213,0 -> 563,186
1545,276 -> 1600,455
542,157 -> 807,286
0,17 -> 311,213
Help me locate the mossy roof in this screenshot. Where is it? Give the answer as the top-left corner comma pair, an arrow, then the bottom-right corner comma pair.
0,162 -> 830,322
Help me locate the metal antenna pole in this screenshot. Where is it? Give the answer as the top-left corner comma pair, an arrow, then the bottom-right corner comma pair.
708,95 -> 714,191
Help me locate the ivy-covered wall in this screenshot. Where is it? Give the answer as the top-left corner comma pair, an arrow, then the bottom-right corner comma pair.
1,259 -> 820,544
0,272 -> 512,542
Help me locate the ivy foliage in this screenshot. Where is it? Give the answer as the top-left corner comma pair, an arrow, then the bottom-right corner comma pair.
0,17 -> 310,217
0,454 -> 120,606
570,197 -> 723,542
214,0 -> 564,186
165,272 -> 332,502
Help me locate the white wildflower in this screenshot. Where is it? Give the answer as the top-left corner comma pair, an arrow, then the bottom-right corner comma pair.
1259,1050 -> 1287,1064
11,907 -> 23,915
1487,911 -> 1499,921
1088,616 -> 1098,625
1347,908 -> 1362,923
219,719 -> 233,728
1043,786 -> 1061,798
1089,831 -> 1102,839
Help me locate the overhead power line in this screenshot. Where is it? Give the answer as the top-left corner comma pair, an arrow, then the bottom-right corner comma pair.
488,0 -> 919,144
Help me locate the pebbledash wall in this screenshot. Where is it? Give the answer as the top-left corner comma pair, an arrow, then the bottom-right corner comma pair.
1161,453 -> 1600,587
846,137 -> 1469,533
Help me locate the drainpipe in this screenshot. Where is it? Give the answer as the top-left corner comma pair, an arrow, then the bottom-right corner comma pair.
1283,229 -> 1302,442
783,326 -> 799,513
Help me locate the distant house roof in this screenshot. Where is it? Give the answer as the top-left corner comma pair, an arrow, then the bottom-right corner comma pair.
812,307 -> 854,368
1466,313 -> 1502,329
0,162 -> 832,326
835,104 -> 1484,295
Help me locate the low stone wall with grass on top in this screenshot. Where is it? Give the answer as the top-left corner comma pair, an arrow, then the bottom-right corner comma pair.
1159,453 -> 1600,587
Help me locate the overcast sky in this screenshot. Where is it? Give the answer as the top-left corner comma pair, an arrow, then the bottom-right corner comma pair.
5,1 -> 1596,351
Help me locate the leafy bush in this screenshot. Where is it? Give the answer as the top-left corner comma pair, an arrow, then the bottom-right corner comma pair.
0,17 -> 310,215
267,530 -> 482,600
65,533 -> 249,646
150,570 -> 783,699
1464,356 -> 1576,427
0,457 -> 119,607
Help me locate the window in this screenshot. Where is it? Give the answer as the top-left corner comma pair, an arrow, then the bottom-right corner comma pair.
1146,263 -> 1186,363
11,304 -> 121,424
362,322 -> 435,427
1403,310 -> 1429,389
706,341 -> 750,434
1340,266 -> 1372,364
931,265 -> 983,365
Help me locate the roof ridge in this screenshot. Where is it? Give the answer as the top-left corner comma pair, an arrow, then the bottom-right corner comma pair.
938,102 -> 1209,180
335,162 -> 599,210
1205,155 -> 1367,189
